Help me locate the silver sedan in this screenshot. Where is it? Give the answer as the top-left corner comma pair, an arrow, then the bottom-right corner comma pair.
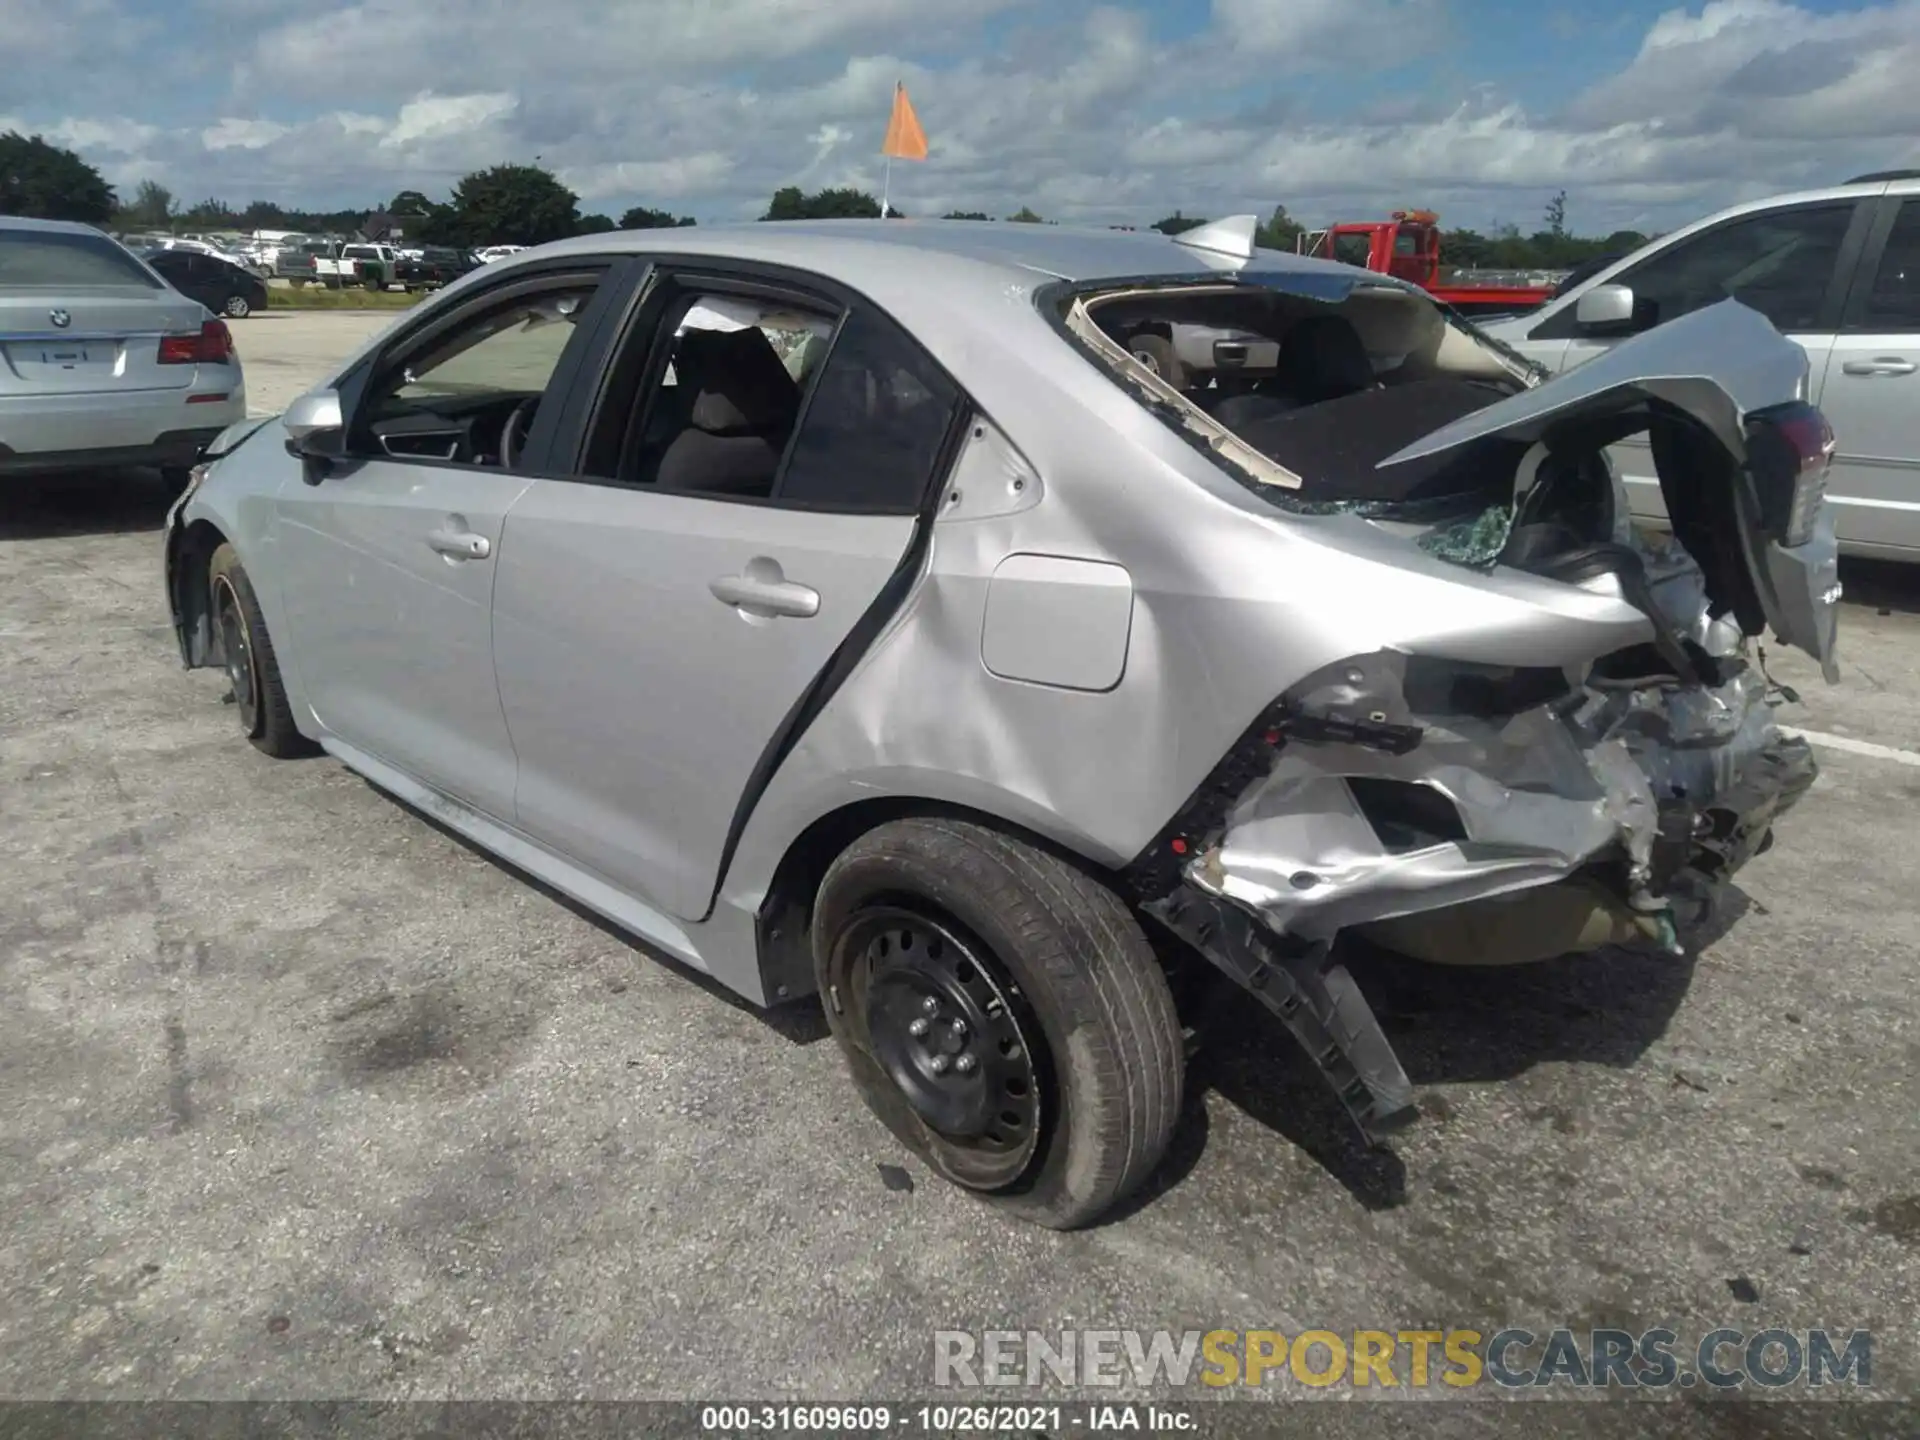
163,218 -> 1839,1227
1,215 -> 248,482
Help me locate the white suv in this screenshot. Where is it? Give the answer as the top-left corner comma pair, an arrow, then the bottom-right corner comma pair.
1481,171 -> 1920,560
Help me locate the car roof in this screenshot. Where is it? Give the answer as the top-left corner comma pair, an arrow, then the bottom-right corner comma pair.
0,214 -> 119,237
531,217 -> 1364,293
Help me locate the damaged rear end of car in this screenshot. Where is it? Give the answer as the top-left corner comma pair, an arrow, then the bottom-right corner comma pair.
1052,251 -> 1842,1142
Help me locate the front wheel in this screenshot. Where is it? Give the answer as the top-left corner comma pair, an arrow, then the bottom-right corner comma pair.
813,818 -> 1184,1229
208,544 -> 317,759
223,293 -> 251,318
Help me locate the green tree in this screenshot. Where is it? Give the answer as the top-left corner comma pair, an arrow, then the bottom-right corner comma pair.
1544,189 -> 1568,238
1150,211 -> 1206,235
118,178 -> 176,231
759,186 -> 881,220
0,132 -> 115,224
943,210 -> 991,220
619,205 -> 696,228
1254,205 -> 1304,252
179,196 -> 236,228
575,213 -> 617,234
240,200 -> 289,229
445,164 -> 580,246
1007,205 -> 1045,223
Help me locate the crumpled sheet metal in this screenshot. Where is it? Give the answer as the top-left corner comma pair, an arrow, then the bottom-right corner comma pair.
1194,648 -> 1792,944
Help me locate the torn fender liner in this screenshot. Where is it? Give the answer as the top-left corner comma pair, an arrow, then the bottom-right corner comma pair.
1146,885 -> 1417,1141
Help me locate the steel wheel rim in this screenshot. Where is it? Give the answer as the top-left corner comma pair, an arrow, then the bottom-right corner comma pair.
225,295 -> 249,317
212,576 -> 258,732
841,905 -> 1042,1188
1130,344 -> 1163,376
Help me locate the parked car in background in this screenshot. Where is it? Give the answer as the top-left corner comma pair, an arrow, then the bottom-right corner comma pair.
1,215 -> 246,483
157,236 -> 268,277
246,239 -> 318,286
474,244 -> 526,264
1481,171 -> 1920,560
163,218 -> 1836,1227
340,243 -> 401,290
394,245 -> 479,292
142,246 -> 270,319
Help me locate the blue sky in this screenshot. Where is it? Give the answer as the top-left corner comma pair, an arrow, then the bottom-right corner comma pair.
3,0 -> 1917,234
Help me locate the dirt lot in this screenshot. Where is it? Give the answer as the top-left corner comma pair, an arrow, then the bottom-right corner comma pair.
1,311 -> 1916,1422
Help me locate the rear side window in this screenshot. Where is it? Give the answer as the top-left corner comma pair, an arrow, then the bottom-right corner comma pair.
774,307 -> 962,511
1861,201 -> 1920,330
0,229 -> 159,288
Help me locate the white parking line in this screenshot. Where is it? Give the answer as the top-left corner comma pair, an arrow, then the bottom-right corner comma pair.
1782,727 -> 1920,768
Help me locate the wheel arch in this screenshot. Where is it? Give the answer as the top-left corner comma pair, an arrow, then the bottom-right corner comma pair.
748,791 -> 1136,1007
167,516 -> 232,668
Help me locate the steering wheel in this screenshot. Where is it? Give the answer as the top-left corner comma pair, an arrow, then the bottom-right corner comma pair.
499,398 -> 538,470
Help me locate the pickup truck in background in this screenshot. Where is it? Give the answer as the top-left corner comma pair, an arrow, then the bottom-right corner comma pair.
393,246 -> 479,292
304,240 -> 400,290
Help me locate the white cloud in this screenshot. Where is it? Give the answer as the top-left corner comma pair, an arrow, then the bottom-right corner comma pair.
7,0 -> 1920,235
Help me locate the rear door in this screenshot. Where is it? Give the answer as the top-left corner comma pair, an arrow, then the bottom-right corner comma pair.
491,265 -> 965,922
1812,195 -> 1920,557
1511,198 -> 1871,522
0,227 -> 208,398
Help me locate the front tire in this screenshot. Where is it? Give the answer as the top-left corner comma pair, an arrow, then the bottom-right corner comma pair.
208,543 -> 316,759
223,293 -> 251,319
813,818 -> 1184,1229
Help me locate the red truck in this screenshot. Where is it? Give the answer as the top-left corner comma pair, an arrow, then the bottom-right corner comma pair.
1298,209 -> 1557,318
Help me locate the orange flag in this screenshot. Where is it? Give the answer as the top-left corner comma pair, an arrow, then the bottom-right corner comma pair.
882,82 -> 928,160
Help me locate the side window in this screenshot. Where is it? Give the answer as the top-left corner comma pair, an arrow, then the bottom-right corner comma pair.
353,279 -> 600,466
773,307 -> 961,511
1614,203 -> 1853,332
1859,201 -> 1920,331
607,291 -> 838,498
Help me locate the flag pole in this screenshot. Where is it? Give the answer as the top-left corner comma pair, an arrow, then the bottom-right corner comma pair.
883,153 -> 893,218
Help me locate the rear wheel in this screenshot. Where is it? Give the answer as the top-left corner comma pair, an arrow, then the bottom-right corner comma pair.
813,818 -> 1184,1229
223,293 -> 251,318
208,543 -> 316,759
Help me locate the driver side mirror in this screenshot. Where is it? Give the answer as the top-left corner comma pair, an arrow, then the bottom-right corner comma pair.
283,388 -> 346,468
1574,282 -> 1636,334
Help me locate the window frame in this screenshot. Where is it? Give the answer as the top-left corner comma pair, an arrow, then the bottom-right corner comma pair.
332,254 -> 637,479
1527,199 -> 1873,341
1839,194 -> 1920,333
552,256 -> 973,519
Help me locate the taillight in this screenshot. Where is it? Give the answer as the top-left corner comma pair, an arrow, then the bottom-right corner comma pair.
1745,400 -> 1834,548
157,319 -> 234,366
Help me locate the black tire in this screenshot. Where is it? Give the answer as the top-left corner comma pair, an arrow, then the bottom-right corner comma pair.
1128,332 -> 1186,388
223,293 -> 251,319
207,543 -> 316,759
364,274 -> 385,292
813,818 -> 1184,1229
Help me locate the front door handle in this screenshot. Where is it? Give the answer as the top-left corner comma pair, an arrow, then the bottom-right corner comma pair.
1841,357 -> 1917,377
427,528 -> 491,560
709,567 -> 819,619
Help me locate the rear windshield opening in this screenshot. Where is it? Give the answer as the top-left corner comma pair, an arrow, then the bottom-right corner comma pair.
1061,280 -> 1534,512
0,229 -> 161,289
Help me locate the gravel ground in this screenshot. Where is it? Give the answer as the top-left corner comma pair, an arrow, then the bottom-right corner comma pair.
0,313 -> 1914,1429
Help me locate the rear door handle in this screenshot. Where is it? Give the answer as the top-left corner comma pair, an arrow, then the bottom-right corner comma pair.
427,528 -> 491,560
709,571 -> 819,619
1840,357 -> 1917,376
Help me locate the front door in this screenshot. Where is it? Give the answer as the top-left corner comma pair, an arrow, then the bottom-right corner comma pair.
492,276 -> 964,920
272,267 -> 612,820
1813,197 -> 1920,557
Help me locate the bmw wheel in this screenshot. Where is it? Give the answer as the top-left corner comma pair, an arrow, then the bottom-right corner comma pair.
813,818 -> 1184,1229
